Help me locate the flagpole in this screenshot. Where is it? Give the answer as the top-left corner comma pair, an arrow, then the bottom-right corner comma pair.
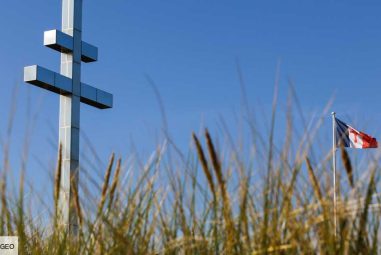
331,112 -> 337,236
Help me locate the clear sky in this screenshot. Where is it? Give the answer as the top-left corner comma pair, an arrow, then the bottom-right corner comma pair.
1,1 -> 381,190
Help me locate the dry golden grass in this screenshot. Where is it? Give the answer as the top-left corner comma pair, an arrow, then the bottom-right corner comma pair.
1,89 -> 380,254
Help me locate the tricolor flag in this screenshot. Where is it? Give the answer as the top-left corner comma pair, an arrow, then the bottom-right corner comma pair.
335,118 -> 378,149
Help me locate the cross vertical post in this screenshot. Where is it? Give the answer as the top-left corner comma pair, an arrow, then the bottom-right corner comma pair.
23,0 -> 113,236
59,0 -> 82,235
332,111 -> 337,236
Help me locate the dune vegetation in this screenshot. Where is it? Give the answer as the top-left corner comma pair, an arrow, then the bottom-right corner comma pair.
1,87 -> 380,255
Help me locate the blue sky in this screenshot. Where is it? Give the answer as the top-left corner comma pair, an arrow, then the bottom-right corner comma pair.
1,1 -> 381,189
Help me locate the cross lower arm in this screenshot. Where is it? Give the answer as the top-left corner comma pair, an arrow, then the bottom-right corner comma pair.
24,65 -> 113,109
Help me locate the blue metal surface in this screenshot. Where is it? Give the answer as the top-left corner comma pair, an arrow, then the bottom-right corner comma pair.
44,30 -> 73,52
44,29 -> 98,63
81,42 -> 98,62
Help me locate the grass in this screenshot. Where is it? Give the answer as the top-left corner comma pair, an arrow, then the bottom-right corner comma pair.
1,89 -> 381,255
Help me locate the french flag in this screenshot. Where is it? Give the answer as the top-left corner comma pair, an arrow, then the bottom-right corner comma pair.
335,118 -> 378,149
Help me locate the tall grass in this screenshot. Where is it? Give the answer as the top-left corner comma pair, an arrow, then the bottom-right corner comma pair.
1,90 -> 381,254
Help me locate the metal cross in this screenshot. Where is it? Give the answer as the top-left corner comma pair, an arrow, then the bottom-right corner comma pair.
24,0 -> 113,234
